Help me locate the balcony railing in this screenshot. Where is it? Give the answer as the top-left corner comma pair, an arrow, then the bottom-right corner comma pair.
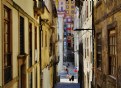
34,0 -> 45,16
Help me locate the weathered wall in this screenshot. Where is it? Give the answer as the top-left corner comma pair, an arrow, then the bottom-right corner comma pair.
94,0 -> 121,88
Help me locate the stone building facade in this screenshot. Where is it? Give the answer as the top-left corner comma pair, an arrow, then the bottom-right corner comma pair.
0,0 -> 58,88
94,0 -> 121,88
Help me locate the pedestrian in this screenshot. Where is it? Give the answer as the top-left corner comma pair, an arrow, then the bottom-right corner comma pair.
71,75 -> 74,82
69,75 -> 72,82
67,63 -> 70,67
65,67 -> 68,74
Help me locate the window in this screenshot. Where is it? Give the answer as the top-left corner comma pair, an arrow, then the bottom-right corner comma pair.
71,0 -> 74,4
61,7 -> 63,11
35,27 -> 37,49
85,38 -> 86,58
29,23 -> 32,67
66,5 -> 69,9
108,29 -> 116,76
20,16 -> 25,55
61,2 -> 63,5
66,10 -> 69,14
96,32 -> 102,69
66,0 -> 69,4
3,6 -> 12,84
87,38 -> 89,56
90,1 -> 92,12
71,5 -> 74,9
71,10 -> 74,14
45,31 -> 47,47
86,1 -> 88,18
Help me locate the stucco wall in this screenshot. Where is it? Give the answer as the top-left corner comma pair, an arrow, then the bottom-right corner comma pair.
13,0 -> 34,18
0,0 -> 2,86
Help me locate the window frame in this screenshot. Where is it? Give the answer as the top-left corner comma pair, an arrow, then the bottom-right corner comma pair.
19,16 -> 25,55
96,32 -> 102,69
3,5 -> 12,84
29,22 -> 32,67
108,29 -> 117,77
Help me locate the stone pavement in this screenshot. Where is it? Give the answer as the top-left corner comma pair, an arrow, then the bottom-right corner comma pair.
60,78 -> 78,83
55,83 -> 80,88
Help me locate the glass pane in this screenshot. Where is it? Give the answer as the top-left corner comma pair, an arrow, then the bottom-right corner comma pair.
4,9 -> 8,19
113,36 -> 115,45
5,34 -> 8,43
115,46 -> 117,55
5,44 -> 8,53
112,46 -> 114,54
4,23 -> 8,33
4,55 -> 7,67
110,46 -> 112,54
110,37 -> 112,45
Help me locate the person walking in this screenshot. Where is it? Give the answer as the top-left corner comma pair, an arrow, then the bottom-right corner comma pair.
69,75 -> 72,82
71,75 -> 74,82
65,68 -> 68,74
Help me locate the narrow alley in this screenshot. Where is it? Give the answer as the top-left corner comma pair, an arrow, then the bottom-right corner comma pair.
0,0 -> 121,88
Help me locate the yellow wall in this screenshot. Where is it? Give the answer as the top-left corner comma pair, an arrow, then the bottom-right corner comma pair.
0,0 -> 2,86
0,0 -> 41,88
13,0 -> 34,19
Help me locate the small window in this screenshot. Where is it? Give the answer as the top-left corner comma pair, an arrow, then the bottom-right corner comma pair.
66,5 -> 69,9
61,7 -> 63,11
35,27 -> 37,49
87,38 -> 89,56
90,1 -> 92,12
61,2 -> 63,5
71,0 -> 74,4
108,29 -> 116,76
66,0 -> 69,4
66,10 -> 69,14
71,10 -> 74,14
71,5 -> 74,9
45,31 -> 47,47
3,6 -> 12,84
29,23 -> 32,67
20,16 -> 25,55
96,32 -> 102,69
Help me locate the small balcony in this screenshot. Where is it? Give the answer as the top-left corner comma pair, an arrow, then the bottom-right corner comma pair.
33,0 -> 45,16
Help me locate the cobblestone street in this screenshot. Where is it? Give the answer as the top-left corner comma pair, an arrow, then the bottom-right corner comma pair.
55,83 -> 80,88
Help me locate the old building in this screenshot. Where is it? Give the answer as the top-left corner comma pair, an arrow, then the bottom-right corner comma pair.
0,0 -> 58,88
0,0 -> 40,88
94,0 -> 121,88
74,0 -> 93,88
40,0 -> 59,88
57,0 -> 65,73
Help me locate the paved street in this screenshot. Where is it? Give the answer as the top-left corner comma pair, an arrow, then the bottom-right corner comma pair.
55,83 -> 80,88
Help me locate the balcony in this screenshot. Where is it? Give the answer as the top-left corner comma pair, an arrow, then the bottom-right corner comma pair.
34,0 -> 45,16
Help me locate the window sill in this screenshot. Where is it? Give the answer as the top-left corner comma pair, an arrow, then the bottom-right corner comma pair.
108,75 -> 116,80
